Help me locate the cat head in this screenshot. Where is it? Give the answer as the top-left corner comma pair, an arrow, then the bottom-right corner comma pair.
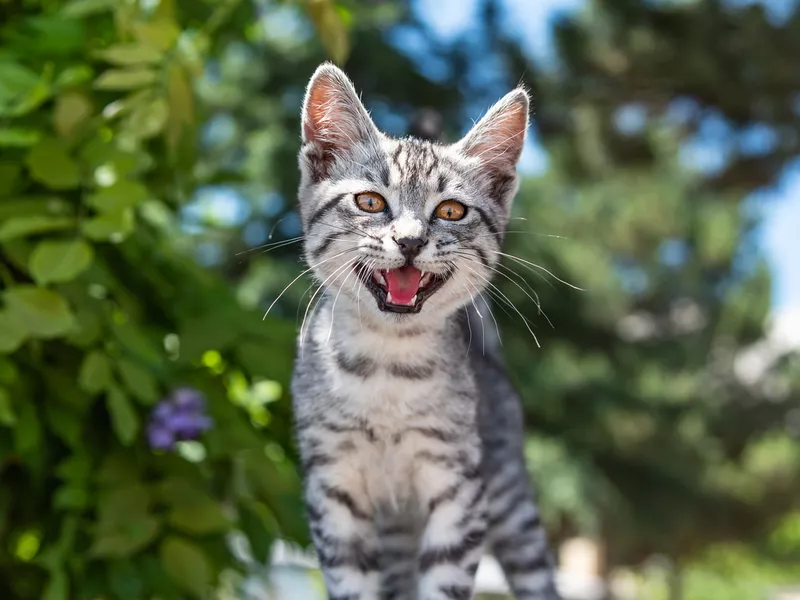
297,63 -> 528,326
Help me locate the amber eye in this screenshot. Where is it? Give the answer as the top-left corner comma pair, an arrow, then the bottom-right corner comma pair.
355,192 -> 386,213
434,200 -> 467,221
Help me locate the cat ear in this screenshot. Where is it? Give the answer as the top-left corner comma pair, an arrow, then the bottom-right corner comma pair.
457,88 -> 529,173
301,62 -> 380,153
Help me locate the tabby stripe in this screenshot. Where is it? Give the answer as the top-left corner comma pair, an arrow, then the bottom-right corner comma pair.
439,585 -> 472,600
321,485 -> 371,521
308,193 -> 347,230
302,453 -> 336,472
335,352 -> 377,377
472,205 -> 500,237
428,483 -> 460,513
487,488 -> 530,528
387,362 -> 435,379
407,426 -> 459,443
418,527 -> 485,572
310,231 -> 345,259
501,553 -> 551,574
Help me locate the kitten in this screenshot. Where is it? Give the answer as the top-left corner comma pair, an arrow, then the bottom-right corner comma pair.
290,63 -> 560,600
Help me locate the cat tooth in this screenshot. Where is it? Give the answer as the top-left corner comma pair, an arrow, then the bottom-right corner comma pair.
386,291 -> 394,304
411,294 -> 418,305
373,271 -> 386,285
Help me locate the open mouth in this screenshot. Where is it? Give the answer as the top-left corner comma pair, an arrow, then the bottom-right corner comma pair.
355,264 -> 449,314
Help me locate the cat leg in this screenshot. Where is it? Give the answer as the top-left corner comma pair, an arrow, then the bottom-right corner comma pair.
414,454 -> 487,600
485,460 -> 560,600
378,512 -> 422,600
304,468 -> 381,600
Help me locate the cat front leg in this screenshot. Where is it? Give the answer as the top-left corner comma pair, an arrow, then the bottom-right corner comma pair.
304,463 -> 381,600
414,451 -> 487,600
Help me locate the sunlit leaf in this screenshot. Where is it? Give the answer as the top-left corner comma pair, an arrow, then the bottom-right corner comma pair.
54,92 -> 93,139
132,21 -> 181,52
29,239 -> 94,285
62,0 -> 116,18
306,0 -> 351,65
94,68 -> 158,91
96,44 -> 163,66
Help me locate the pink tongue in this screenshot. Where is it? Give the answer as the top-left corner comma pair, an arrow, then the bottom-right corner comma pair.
385,266 -> 422,305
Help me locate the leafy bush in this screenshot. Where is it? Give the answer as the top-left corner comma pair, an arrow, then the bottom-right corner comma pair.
0,1 -> 322,597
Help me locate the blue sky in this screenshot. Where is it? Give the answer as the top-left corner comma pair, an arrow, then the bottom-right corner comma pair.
416,0 -> 800,312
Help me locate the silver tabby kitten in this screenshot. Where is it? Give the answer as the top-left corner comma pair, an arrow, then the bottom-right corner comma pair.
290,63 -> 560,600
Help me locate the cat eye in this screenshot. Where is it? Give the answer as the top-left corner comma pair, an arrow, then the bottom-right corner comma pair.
355,192 -> 386,213
434,200 -> 467,221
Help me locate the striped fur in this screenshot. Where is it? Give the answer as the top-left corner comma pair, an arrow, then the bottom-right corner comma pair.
290,63 -> 559,600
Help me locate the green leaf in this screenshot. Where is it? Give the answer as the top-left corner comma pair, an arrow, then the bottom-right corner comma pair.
26,138 -> 80,190
53,485 -> 89,511
116,358 -> 159,405
108,560 -> 145,600
0,215 -> 74,242
56,454 -> 92,482
79,350 -> 112,394
55,65 -> 94,88
94,68 -> 157,91
29,239 -> 94,285
45,404 -> 83,448
14,401 -> 42,454
90,515 -> 160,558
3,287 -> 76,338
85,181 -> 149,213
97,44 -> 163,66
160,536 -> 213,598
41,568 -> 68,600
0,128 -> 42,147
62,0 -> 116,18
82,207 -> 135,241
159,478 -> 229,534
106,384 -> 139,446
0,163 -> 21,196
0,310 -> 28,353
0,388 -> 15,426
54,92 -> 93,139
239,502 -> 276,564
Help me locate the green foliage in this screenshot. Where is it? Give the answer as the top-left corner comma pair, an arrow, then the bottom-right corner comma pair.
0,0 -> 337,596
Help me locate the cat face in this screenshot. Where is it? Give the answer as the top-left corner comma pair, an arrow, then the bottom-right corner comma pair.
297,63 -> 528,325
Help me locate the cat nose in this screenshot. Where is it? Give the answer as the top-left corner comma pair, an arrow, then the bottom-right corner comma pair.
394,236 -> 428,259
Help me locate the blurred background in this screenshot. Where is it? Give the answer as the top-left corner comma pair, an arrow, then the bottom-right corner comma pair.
1,0 -> 800,598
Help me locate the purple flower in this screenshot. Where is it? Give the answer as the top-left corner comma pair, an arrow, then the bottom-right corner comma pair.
147,387 -> 213,451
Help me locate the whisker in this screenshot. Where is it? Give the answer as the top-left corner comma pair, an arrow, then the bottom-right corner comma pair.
458,261 -> 540,348
235,236 -> 304,257
454,250 -> 555,330
486,250 -> 585,291
326,258 -> 361,343
263,246 -> 359,321
299,257 -> 360,353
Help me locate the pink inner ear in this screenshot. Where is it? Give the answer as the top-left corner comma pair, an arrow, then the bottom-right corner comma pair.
461,92 -> 529,170
303,74 -> 339,146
